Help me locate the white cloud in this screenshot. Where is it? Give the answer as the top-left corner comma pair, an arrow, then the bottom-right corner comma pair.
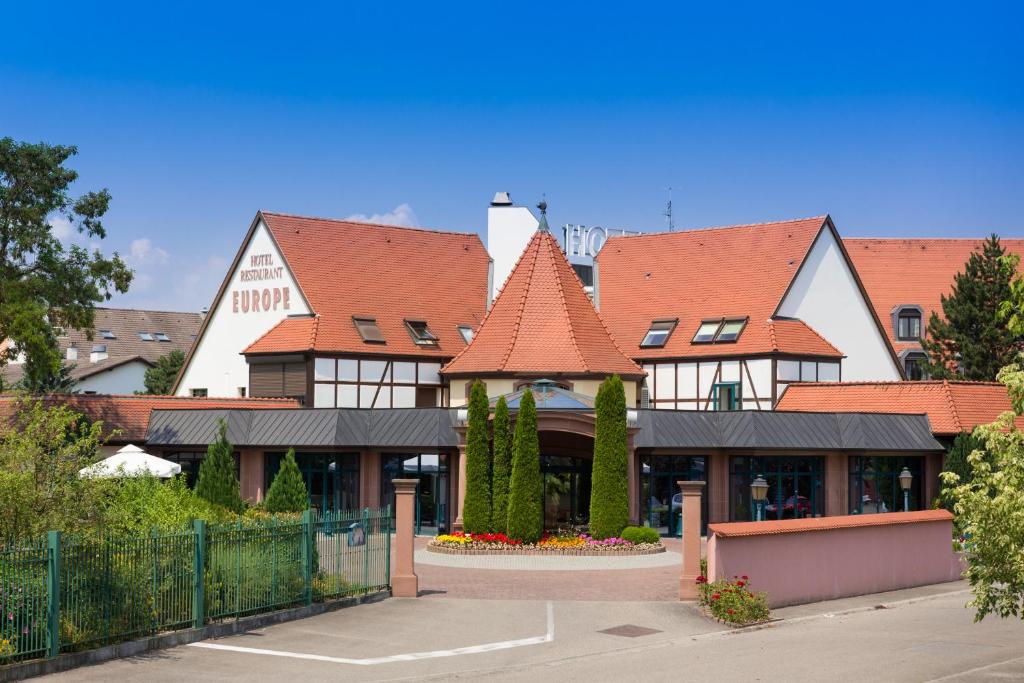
345,203 -> 419,228
50,216 -> 74,241
129,238 -> 170,265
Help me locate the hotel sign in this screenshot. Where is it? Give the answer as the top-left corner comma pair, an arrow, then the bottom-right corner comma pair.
561,224 -> 641,258
231,252 -> 292,314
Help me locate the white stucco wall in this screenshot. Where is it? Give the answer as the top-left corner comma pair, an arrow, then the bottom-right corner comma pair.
78,361 -> 149,395
776,228 -> 901,381
487,204 -> 538,302
176,220 -> 310,397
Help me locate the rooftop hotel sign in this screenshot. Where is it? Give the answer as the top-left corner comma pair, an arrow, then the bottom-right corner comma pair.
561,224 -> 641,258
231,252 -> 291,314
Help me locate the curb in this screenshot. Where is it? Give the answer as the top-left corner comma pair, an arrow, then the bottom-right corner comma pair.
0,590 -> 389,682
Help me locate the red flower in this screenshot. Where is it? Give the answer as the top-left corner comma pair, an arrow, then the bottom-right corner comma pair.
741,575 -> 749,580
736,580 -> 746,587
695,575 -> 708,584
727,608 -> 735,615
711,593 -> 721,600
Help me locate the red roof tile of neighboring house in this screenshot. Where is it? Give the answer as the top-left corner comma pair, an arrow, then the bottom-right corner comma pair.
244,212 -> 491,358
844,238 -> 1024,351
776,380 -> 1021,435
767,319 -> 842,358
442,229 -> 644,378
0,394 -> 298,442
597,216 -> 838,359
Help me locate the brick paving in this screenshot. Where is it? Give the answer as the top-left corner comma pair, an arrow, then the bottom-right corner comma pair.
407,536 -> 693,601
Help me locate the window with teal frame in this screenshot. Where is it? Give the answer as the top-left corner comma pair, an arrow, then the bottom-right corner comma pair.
712,382 -> 741,411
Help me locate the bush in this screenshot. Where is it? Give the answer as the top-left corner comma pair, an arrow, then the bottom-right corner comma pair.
697,575 -> 770,626
941,431 -> 988,512
462,381 -> 491,533
621,526 -> 661,545
195,420 -> 243,513
101,474 -> 232,534
264,448 -> 309,513
490,396 -> 512,533
506,388 -> 542,543
589,375 -> 629,539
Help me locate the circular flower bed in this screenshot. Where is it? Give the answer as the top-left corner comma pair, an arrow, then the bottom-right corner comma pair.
427,531 -> 665,555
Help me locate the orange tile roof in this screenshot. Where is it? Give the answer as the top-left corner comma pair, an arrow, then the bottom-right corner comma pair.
244,212 -> 490,358
844,238 -> 1024,350
0,394 -> 298,442
776,380 -> 1021,435
709,509 -> 953,538
442,229 -> 644,378
597,216 -> 837,359
767,318 -> 842,357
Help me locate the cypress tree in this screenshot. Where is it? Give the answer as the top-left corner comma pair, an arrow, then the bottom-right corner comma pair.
195,420 -> 244,513
924,235 -> 1020,380
264,448 -> 309,513
461,381 -> 492,534
506,388 -> 542,542
589,375 -> 629,539
490,396 -> 512,533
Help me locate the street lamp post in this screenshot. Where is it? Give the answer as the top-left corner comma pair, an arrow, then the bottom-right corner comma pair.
751,475 -> 769,522
899,467 -> 913,512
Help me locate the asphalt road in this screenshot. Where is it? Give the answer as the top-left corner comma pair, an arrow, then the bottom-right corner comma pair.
42,584 -> 1024,682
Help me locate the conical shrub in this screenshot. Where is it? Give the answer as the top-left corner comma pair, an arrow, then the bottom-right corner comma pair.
506,389 -> 542,542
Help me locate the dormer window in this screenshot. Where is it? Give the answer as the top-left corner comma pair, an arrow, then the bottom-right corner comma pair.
897,309 -> 922,341
458,325 -> 474,344
90,344 -> 108,363
640,319 -> 678,348
692,318 -> 748,344
405,319 -> 438,346
353,316 -> 385,344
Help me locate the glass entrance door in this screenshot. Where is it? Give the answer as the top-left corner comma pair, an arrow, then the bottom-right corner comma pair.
540,456 -> 592,529
381,453 -> 449,535
640,455 -> 707,536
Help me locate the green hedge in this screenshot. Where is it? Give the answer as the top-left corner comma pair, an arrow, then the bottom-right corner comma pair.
621,526 -> 660,544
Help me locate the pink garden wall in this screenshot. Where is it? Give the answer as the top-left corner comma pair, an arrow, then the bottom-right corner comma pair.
706,510 -> 964,608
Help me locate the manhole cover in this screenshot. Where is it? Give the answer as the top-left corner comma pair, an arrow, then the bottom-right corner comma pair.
598,624 -> 663,638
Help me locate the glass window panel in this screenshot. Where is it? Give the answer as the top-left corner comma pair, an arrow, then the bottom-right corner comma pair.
458,326 -> 474,343
359,384 -> 378,408
338,358 -> 359,382
393,361 -> 417,384
314,357 -> 336,381
654,364 -> 675,400
392,385 -> 416,407
817,362 -> 840,382
313,383 -> 335,408
641,329 -> 670,347
692,321 -> 721,343
778,360 -> 800,381
337,384 -> 358,407
418,362 -> 441,385
800,361 -> 817,381
715,319 -> 746,342
361,360 -> 390,383
374,385 -> 391,408
353,317 -> 385,343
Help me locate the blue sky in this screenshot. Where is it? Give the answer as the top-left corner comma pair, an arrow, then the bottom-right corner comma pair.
2,1 -> 1022,311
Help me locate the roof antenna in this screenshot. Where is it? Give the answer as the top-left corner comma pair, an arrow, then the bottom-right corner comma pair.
663,186 -> 674,232
536,195 -> 549,232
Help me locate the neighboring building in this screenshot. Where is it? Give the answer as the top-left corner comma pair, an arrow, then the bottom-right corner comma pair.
174,211 -> 492,403
597,216 -> 902,411
845,238 -> 1024,379
1,308 -> 203,394
777,379 -> 1024,443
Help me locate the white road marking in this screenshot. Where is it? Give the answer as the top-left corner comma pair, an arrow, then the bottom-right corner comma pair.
923,653 -> 1024,683
188,601 -> 555,666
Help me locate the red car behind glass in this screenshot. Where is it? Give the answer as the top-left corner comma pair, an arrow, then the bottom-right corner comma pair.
765,495 -> 812,517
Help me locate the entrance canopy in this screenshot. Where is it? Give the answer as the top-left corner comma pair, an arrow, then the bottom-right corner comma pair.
79,444 -> 183,479
495,381 -> 595,410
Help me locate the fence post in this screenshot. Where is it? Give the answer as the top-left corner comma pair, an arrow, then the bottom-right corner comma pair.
151,527 -> 159,635
362,508 -> 370,593
302,509 -> 313,605
192,519 -> 206,629
46,530 -> 61,659
384,506 -> 391,589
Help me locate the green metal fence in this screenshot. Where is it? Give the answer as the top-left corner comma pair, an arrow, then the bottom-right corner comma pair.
0,507 -> 390,665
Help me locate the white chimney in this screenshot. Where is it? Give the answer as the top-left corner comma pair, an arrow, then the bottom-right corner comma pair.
486,192 -> 539,302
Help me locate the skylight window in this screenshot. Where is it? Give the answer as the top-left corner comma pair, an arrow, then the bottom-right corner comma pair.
92,344 -> 107,353
692,318 -> 748,344
458,325 -> 474,344
353,317 -> 386,344
715,319 -> 747,342
155,332 -> 171,342
405,320 -> 438,346
692,321 -> 722,343
138,332 -> 154,341
640,319 -> 678,348
100,329 -> 115,339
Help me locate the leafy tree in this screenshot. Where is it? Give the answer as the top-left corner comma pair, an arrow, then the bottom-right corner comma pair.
195,420 -> 243,513
0,398 -> 108,541
0,138 -> 132,381
264,448 -> 309,513
102,474 -> 231,534
940,431 -> 988,511
461,381 -> 491,534
924,236 -> 1020,380
16,358 -> 78,394
506,388 -> 542,542
589,375 -> 629,539
143,349 -> 185,395
941,363 -> 1024,620
490,396 -> 512,533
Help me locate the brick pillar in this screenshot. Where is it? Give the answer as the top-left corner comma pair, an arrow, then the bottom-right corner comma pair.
825,453 -> 848,517
238,450 -> 265,503
678,480 -> 705,600
360,451 -> 381,509
707,454 -> 729,523
391,478 -> 419,598
453,444 -> 467,532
